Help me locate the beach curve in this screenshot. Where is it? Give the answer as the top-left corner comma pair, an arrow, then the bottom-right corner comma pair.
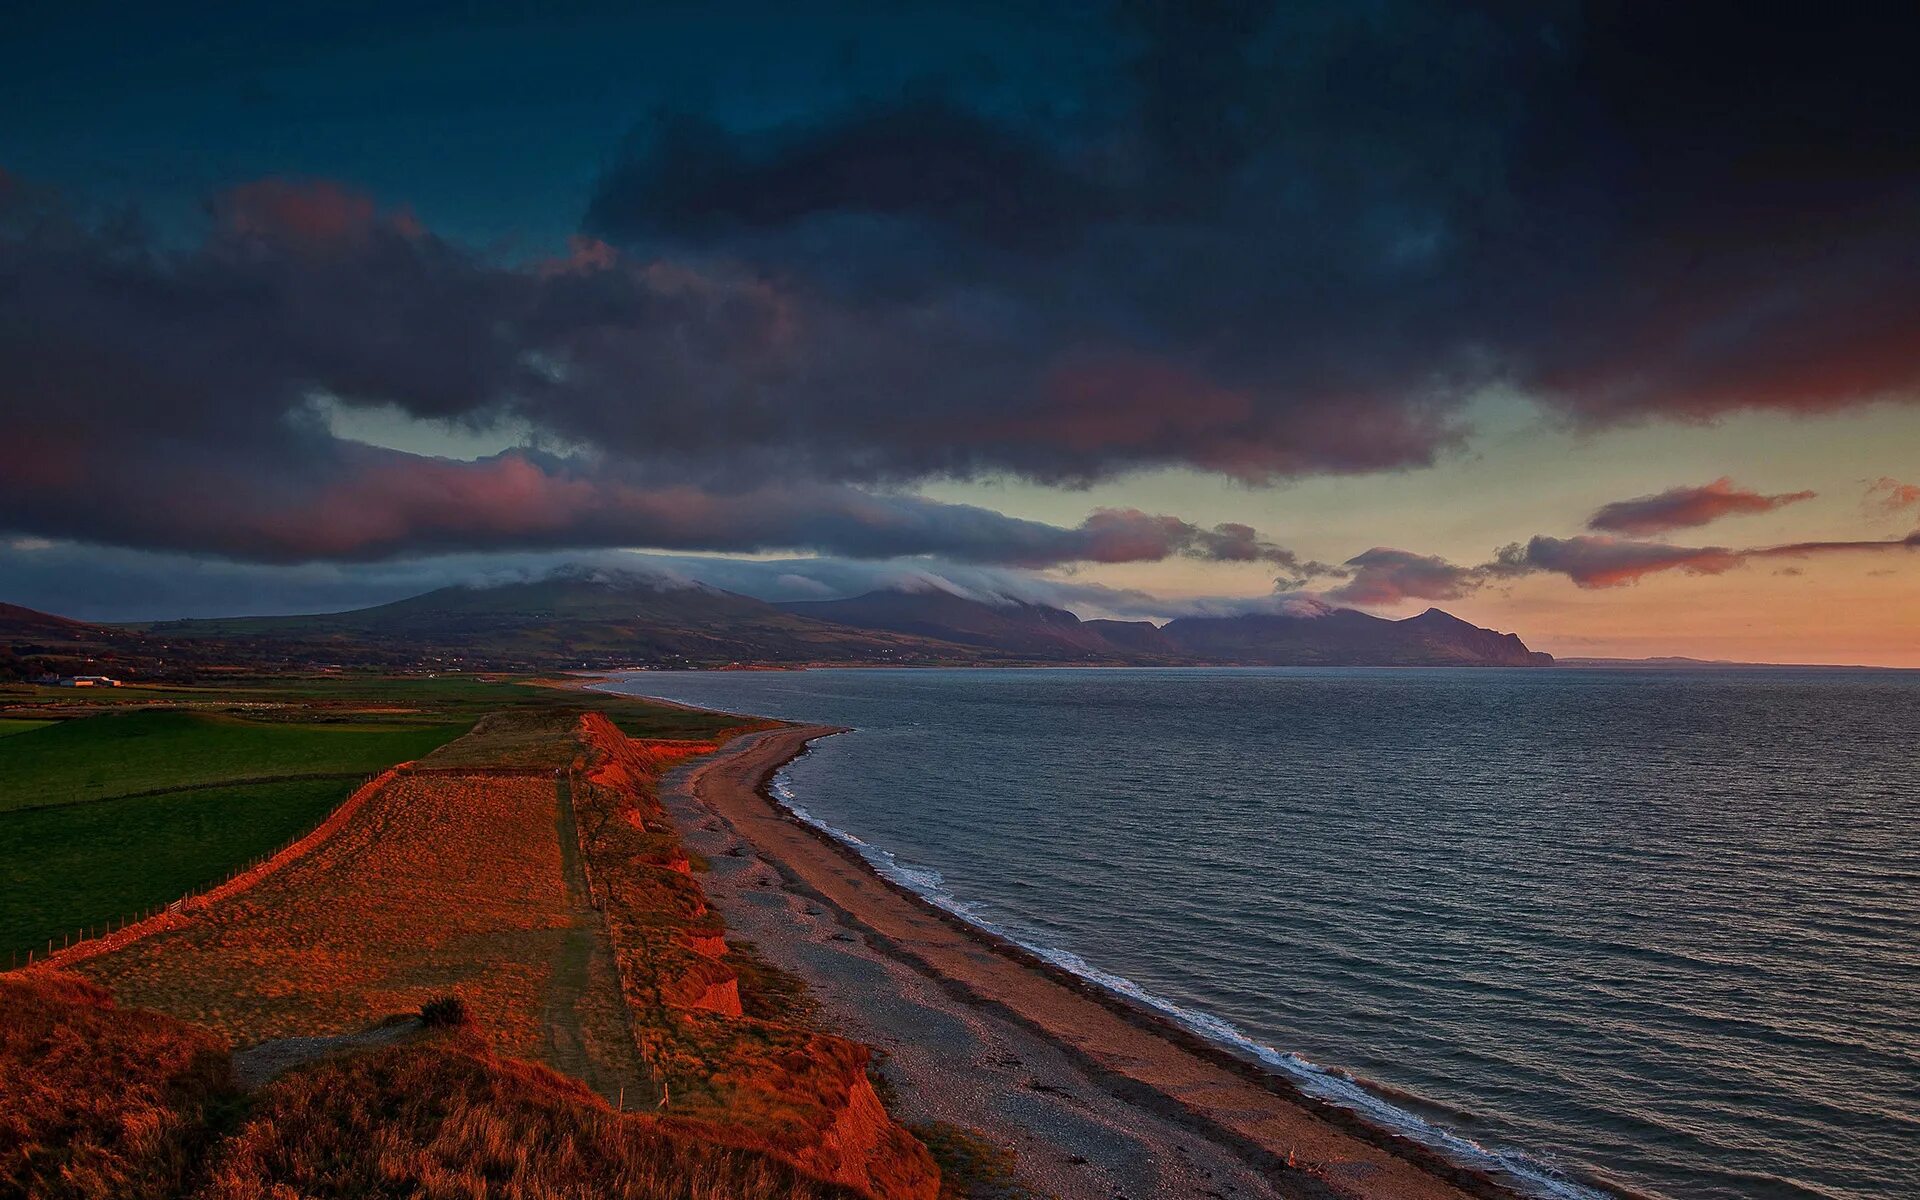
664,718 -> 1522,1200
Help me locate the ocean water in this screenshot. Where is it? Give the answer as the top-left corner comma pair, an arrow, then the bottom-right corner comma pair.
602,667 -> 1919,1200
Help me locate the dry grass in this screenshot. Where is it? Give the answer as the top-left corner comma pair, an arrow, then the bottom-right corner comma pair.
571,715 -> 941,1200
910,1124 -> 1051,1200
47,703 -> 941,1200
199,1030 -> 859,1200
418,707 -> 587,770
0,972 -> 234,1200
73,770 -> 632,1087
0,971 -> 856,1200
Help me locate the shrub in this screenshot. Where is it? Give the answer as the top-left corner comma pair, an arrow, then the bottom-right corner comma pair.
418,994 -> 470,1028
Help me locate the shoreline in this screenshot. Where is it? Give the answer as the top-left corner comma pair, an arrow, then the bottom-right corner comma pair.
657,712 -> 1528,1200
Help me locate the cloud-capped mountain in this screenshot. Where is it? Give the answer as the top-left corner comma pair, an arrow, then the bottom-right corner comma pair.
13,572 -> 1551,672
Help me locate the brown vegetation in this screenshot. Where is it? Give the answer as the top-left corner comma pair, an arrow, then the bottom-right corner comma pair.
0,971 -> 857,1200
571,714 -> 940,1200
0,972 -> 232,1200
199,1029 -> 859,1200
39,767 -> 404,974
72,767 -> 639,1090
33,699 -> 941,1200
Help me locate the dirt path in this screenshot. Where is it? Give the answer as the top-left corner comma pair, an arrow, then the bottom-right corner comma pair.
544,771 -> 649,1105
543,773 -> 598,1084
73,768 -> 647,1108
231,1017 -> 423,1089
667,726 -> 1513,1200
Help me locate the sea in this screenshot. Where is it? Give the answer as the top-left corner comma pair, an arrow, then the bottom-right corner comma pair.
600,666 -> 1919,1200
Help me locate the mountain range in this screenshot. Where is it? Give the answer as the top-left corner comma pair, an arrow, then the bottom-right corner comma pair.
3,571 -> 1552,677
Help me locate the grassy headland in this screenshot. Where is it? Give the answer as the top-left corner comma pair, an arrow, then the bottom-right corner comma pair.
1,971 -> 857,1200
4,672 -> 944,1199
0,674 -> 759,962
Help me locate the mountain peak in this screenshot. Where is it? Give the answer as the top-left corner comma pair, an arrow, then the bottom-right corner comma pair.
779,587 -> 1124,658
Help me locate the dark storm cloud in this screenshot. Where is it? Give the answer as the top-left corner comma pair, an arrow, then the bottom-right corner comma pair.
1587,478 -> 1816,535
5,3 -> 1919,569
585,0 -> 1920,473
0,174 -> 1330,566
586,102 -> 1106,251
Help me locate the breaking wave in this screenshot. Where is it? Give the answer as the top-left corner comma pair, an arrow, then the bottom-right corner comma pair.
769,757 -> 1616,1200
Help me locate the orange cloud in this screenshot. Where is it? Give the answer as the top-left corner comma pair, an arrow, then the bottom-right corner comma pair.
1867,477 -> 1920,515
1588,477 -> 1815,535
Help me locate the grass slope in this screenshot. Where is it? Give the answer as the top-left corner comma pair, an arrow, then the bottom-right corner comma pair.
1,779 -> 351,962
0,972 -> 855,1200
0,710 -> 465,812
0,695 -> 471,963
0,973 -> 233,1200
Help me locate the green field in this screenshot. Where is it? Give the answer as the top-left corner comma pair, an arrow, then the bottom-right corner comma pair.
0,710 -> 465,812
0,674 -> 757,964
0,702 -> 471,962
1,779 -> 353,963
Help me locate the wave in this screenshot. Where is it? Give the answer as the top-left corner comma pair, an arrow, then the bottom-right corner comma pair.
769,756 -> 1618,1200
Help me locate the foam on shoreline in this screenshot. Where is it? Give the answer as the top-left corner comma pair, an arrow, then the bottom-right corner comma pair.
767,752 -> 1618,1200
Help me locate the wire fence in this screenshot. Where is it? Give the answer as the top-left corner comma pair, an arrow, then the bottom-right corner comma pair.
8,768 -> 398,972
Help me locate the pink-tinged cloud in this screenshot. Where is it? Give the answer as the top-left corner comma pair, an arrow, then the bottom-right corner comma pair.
1326,547 -> 1479,606
0,430 -> 1329,569
215,179 -> 422,246
1748,531 -> 1920,561
1074,509 -> 1343,584
1587,477 -> 1816,535
1495,531 -> 1920,588
1495,536 -> 1746,588
1866,477 -> 1920,514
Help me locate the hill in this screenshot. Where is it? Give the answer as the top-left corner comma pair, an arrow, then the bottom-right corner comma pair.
1,601 -> 169,681
1160,606 -> 1551,666
779,588 -> 1138,660
1082,618 -> 1177,655
787,588 -> 1550,667
143,571 -> 979,669
0,601 -> 104,638
16,572 -> 1551,669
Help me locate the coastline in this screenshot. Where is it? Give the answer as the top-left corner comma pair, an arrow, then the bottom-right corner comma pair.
653,709 -> 1526,1200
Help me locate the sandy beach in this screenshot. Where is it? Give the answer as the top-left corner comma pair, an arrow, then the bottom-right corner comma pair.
661,722 -> 1518,1200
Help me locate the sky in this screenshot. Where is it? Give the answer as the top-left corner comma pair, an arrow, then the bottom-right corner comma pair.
3,2 -> 1918,664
